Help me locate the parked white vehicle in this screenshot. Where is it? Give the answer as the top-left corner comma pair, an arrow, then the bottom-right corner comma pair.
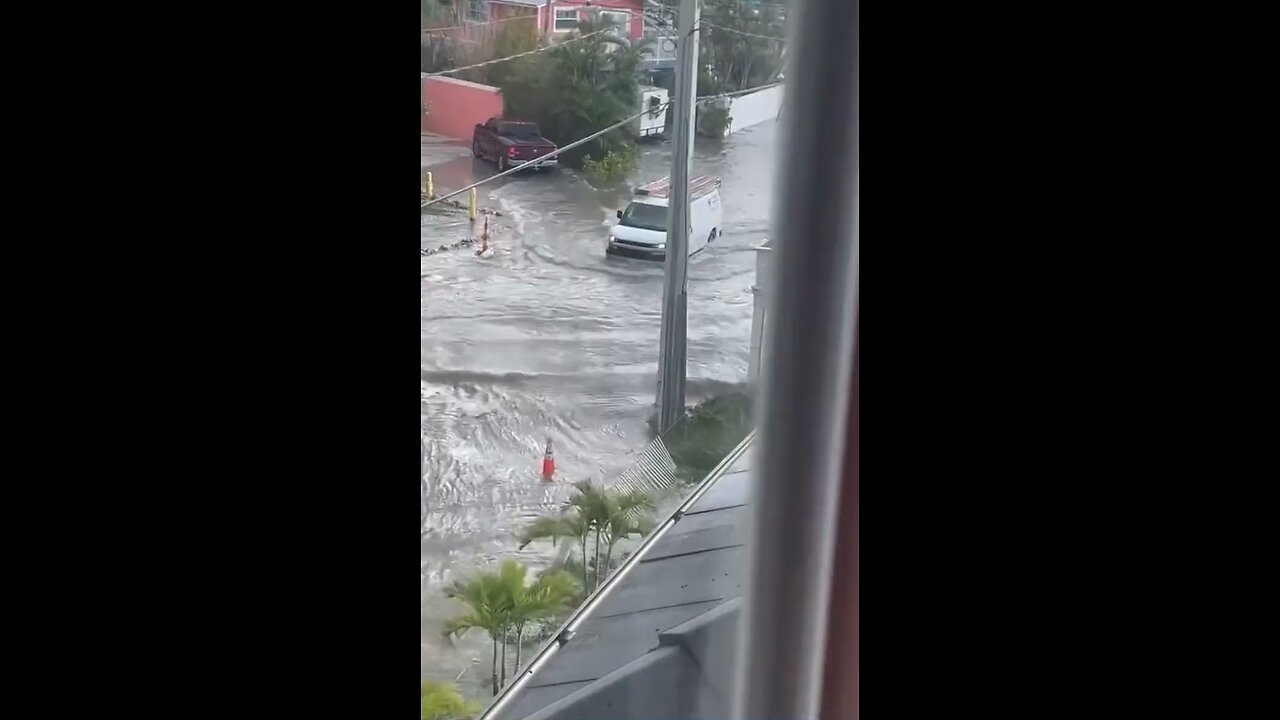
606,176 -> 722,261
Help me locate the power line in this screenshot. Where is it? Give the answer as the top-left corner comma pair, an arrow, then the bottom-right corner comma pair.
421,81 -> 783,210
640,10 -> 679,56
701,21 -> 787,43
424,29 -> 610,78
643,13 -> 677,39
423,103 -> 668,208
421,15 -> 539,34
697,80 -> 784,100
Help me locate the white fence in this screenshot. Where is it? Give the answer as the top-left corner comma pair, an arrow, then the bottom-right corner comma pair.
727,84 -> 785,135
699,85 -> 785,138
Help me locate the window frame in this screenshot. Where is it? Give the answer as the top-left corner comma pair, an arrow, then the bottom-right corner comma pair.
553,7 -> 580,32
599,9 -> 631,35
466,0 -> 490,24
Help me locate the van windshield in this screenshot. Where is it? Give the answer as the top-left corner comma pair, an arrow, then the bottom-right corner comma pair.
619,203 -> 668,232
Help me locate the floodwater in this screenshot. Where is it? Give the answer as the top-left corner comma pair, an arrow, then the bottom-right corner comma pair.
421,122 -> 778,692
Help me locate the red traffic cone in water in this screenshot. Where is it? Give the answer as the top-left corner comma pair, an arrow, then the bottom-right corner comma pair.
541,439 -> 555,481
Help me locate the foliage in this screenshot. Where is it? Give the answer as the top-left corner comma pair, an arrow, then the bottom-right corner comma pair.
700,0 -> 787,94
519,481 -> 655,593
582,147 -> 640,187
442,560 -> 578,696
658,392 -> 753,483
698,106 -> 732,138
498,21 -> 650,169
485,16 -> 542,88
421,681 -> 479,720
422,0 -> 462,28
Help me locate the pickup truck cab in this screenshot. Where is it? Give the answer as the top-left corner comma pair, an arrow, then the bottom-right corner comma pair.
472,118 -> 558,172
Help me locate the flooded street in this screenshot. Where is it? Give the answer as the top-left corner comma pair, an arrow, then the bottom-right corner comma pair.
421,122 -> 778,690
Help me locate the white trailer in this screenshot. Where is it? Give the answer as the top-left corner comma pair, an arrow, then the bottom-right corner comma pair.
635,86 -> 669,139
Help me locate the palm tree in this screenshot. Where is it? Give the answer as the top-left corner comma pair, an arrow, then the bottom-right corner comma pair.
443,560 -> 579,695
598,490 -> 657,588
442,568 -> 512,696
519,513 -> 591,589
701,0 -> 786,91
520,482 -> 656,593
563,481 -> 613,589
490,560 -> 533,689
507,567 -> 577,677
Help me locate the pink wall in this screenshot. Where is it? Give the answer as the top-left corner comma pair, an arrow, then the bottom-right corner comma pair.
422,76 -> 505,141
489,3 -> 538,23
546,1 -> 644,41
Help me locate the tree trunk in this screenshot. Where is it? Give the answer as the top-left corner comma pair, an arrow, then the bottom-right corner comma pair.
500,627 -> 508,689
514,623 -> 524,678
580,536 -> 590,591
592,529 -> 603,589
491,636 -> 500,696
603,539 -> 615,583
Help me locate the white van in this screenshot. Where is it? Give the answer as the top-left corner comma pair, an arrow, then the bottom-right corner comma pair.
606,176 -> 722,261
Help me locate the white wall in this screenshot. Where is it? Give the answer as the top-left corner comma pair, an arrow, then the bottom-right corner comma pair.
748,241 -> 774,385
726,85 -> 784,136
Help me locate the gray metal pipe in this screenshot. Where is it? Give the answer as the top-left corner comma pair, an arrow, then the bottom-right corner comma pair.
735,0 -> 860,717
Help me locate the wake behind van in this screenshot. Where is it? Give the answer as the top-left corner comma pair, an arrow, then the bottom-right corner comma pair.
606,176 -> 722,261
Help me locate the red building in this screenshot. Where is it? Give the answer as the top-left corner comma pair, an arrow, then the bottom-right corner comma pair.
483,0 -> 645,43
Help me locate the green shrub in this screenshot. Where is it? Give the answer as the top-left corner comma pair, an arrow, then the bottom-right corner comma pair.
698,106 -> 732,138
498,21 -> 650,169
657,393 -> 753,482
582,147 -> 639,186
421,681 -> 478,720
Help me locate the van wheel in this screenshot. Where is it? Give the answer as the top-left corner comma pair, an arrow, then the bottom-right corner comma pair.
708,229 -> 717,243
472,141 -> 482,158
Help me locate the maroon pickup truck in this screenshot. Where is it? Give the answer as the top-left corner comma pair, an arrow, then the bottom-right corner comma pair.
472,117 -> 558,173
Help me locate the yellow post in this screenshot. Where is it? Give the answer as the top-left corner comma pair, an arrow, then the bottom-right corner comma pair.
469,188 -> 477,222
425,172 -> 434,199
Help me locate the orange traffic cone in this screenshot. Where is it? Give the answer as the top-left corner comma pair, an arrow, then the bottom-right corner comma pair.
541,438 -> 555,481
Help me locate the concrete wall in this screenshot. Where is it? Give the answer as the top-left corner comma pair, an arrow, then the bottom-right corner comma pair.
421,76 -> 505,140
749,240 -> 774,385
727,84 -> 784,135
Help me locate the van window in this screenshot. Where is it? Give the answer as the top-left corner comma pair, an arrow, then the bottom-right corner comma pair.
619,202 -> 668,231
